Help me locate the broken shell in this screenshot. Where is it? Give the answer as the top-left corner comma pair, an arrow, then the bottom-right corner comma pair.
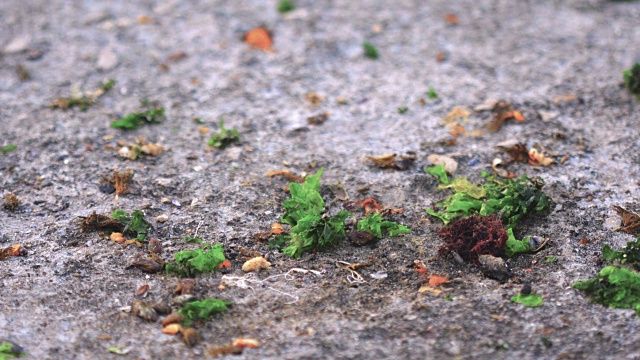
182,328 -> 201,347
478,255 -> 510,282
242,256 -> 271,272
162,323 -> 183,335
527,235 -> 549,252
140,143 -> 163,156
135,284 -> 149,299
171,294 -> 197,307
148,237 -> 163,254
175,279 -> 196,295
347,230 -> 377,246
162,313 -> 184,327
491,158 -> 510,178
232,338 -> 260,348
132,300 -> 158,322
130,258 -> 164,273
156,214 -> 168,223
151,301 -> 171,315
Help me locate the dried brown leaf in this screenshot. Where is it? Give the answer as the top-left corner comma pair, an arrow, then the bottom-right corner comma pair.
613,205 -> 640,236
267,170 -> 305,183
307,112 -> 329,125
0,244 -> 25,260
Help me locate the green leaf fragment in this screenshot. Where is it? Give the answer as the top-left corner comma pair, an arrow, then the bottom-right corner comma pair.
624,63 -> 640,99
106,346 -> 130,355
208,119 -> 239,149
357,213 -> 411,239
1,145 -> 16,154
573,266 -> 640,315
428,87 -> 438,99
178,298 -> 231,326
0,341 -> 25,359
363,42 -> 378,59
182,236 -> 204,245
545,256 -> 557,263
166,243 -> 226,277
277,0 -> 295,13
602,235 -> 640,269
111,107 -> 165,130
426,169 -> 551,229
510,293 -> 543,307
505,228 -> 531,257
270,168 -> 352,258
425,165 -> 450,185
438,177 -> 485,199
111,209 -> 150,241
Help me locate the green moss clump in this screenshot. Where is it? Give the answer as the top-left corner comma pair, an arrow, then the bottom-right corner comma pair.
573,266 -> 640,315
624,63 -> 640,99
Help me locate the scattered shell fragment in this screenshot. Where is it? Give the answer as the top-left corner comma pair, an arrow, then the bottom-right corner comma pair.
491,158 -> 511,178
135,284 -> 149,299
427,154 -> 458,174
148,237 -> 163,254
175,279 -> 196,295
348,230 -> 377,246
183,328 -> 201,347
132,300 -> 158,322
418,285 -> 442,296
162,313 -> 184,327
162,323 -> 183,335
242,256 -> 271,272
156,214 -> 169,223
233,338 -> 260,348
171,294 -> 197,307
527,235 -> 549,252
478,255 -> 510,281
110,232 -> 125,243
151,301 -> 171,315
130,258 -> 164,273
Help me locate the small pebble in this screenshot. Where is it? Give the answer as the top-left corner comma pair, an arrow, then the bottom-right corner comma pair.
156,214 -> 168,223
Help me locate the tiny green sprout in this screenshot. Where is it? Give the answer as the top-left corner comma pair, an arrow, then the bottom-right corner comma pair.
111,107 -> 165,130
193,117 -> 204,124
511,293 -> 543,307
208,119 -> 239,149
545,256 -> 557,263
100,79 -> 116,92
178,298 -> 231,326
428,87 -> 438,99
1,145 -> 17,154
398,107 -> 408,114
111,210 -> 150,241
444,295 -> 453,301
624,63 -> 640,100
182,236 -> 204,245
0,340 -> 26,359
363,42 -> 378,59
277,0 -> 295,13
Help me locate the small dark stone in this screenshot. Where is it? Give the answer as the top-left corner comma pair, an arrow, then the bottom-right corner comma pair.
348,230 -> 377,246
99,184 -> 116,194
520,284 -> 532,295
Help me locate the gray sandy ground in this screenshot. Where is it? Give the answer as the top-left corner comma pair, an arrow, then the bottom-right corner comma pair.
1,0 -> 640,359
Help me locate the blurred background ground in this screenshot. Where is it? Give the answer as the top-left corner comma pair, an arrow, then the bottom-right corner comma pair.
1,0 -> 640,359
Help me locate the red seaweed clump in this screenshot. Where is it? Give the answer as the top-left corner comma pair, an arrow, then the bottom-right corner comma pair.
438,214 -> 507,263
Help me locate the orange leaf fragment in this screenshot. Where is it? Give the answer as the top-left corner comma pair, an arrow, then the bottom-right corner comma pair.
513,110 -> 525,122
444,13 -> 459,25
0,244 -> 24,260
244,28 -> 273,53
267,170 -> 305,183
218,259 -> 232,269
428,275 -> 449,287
